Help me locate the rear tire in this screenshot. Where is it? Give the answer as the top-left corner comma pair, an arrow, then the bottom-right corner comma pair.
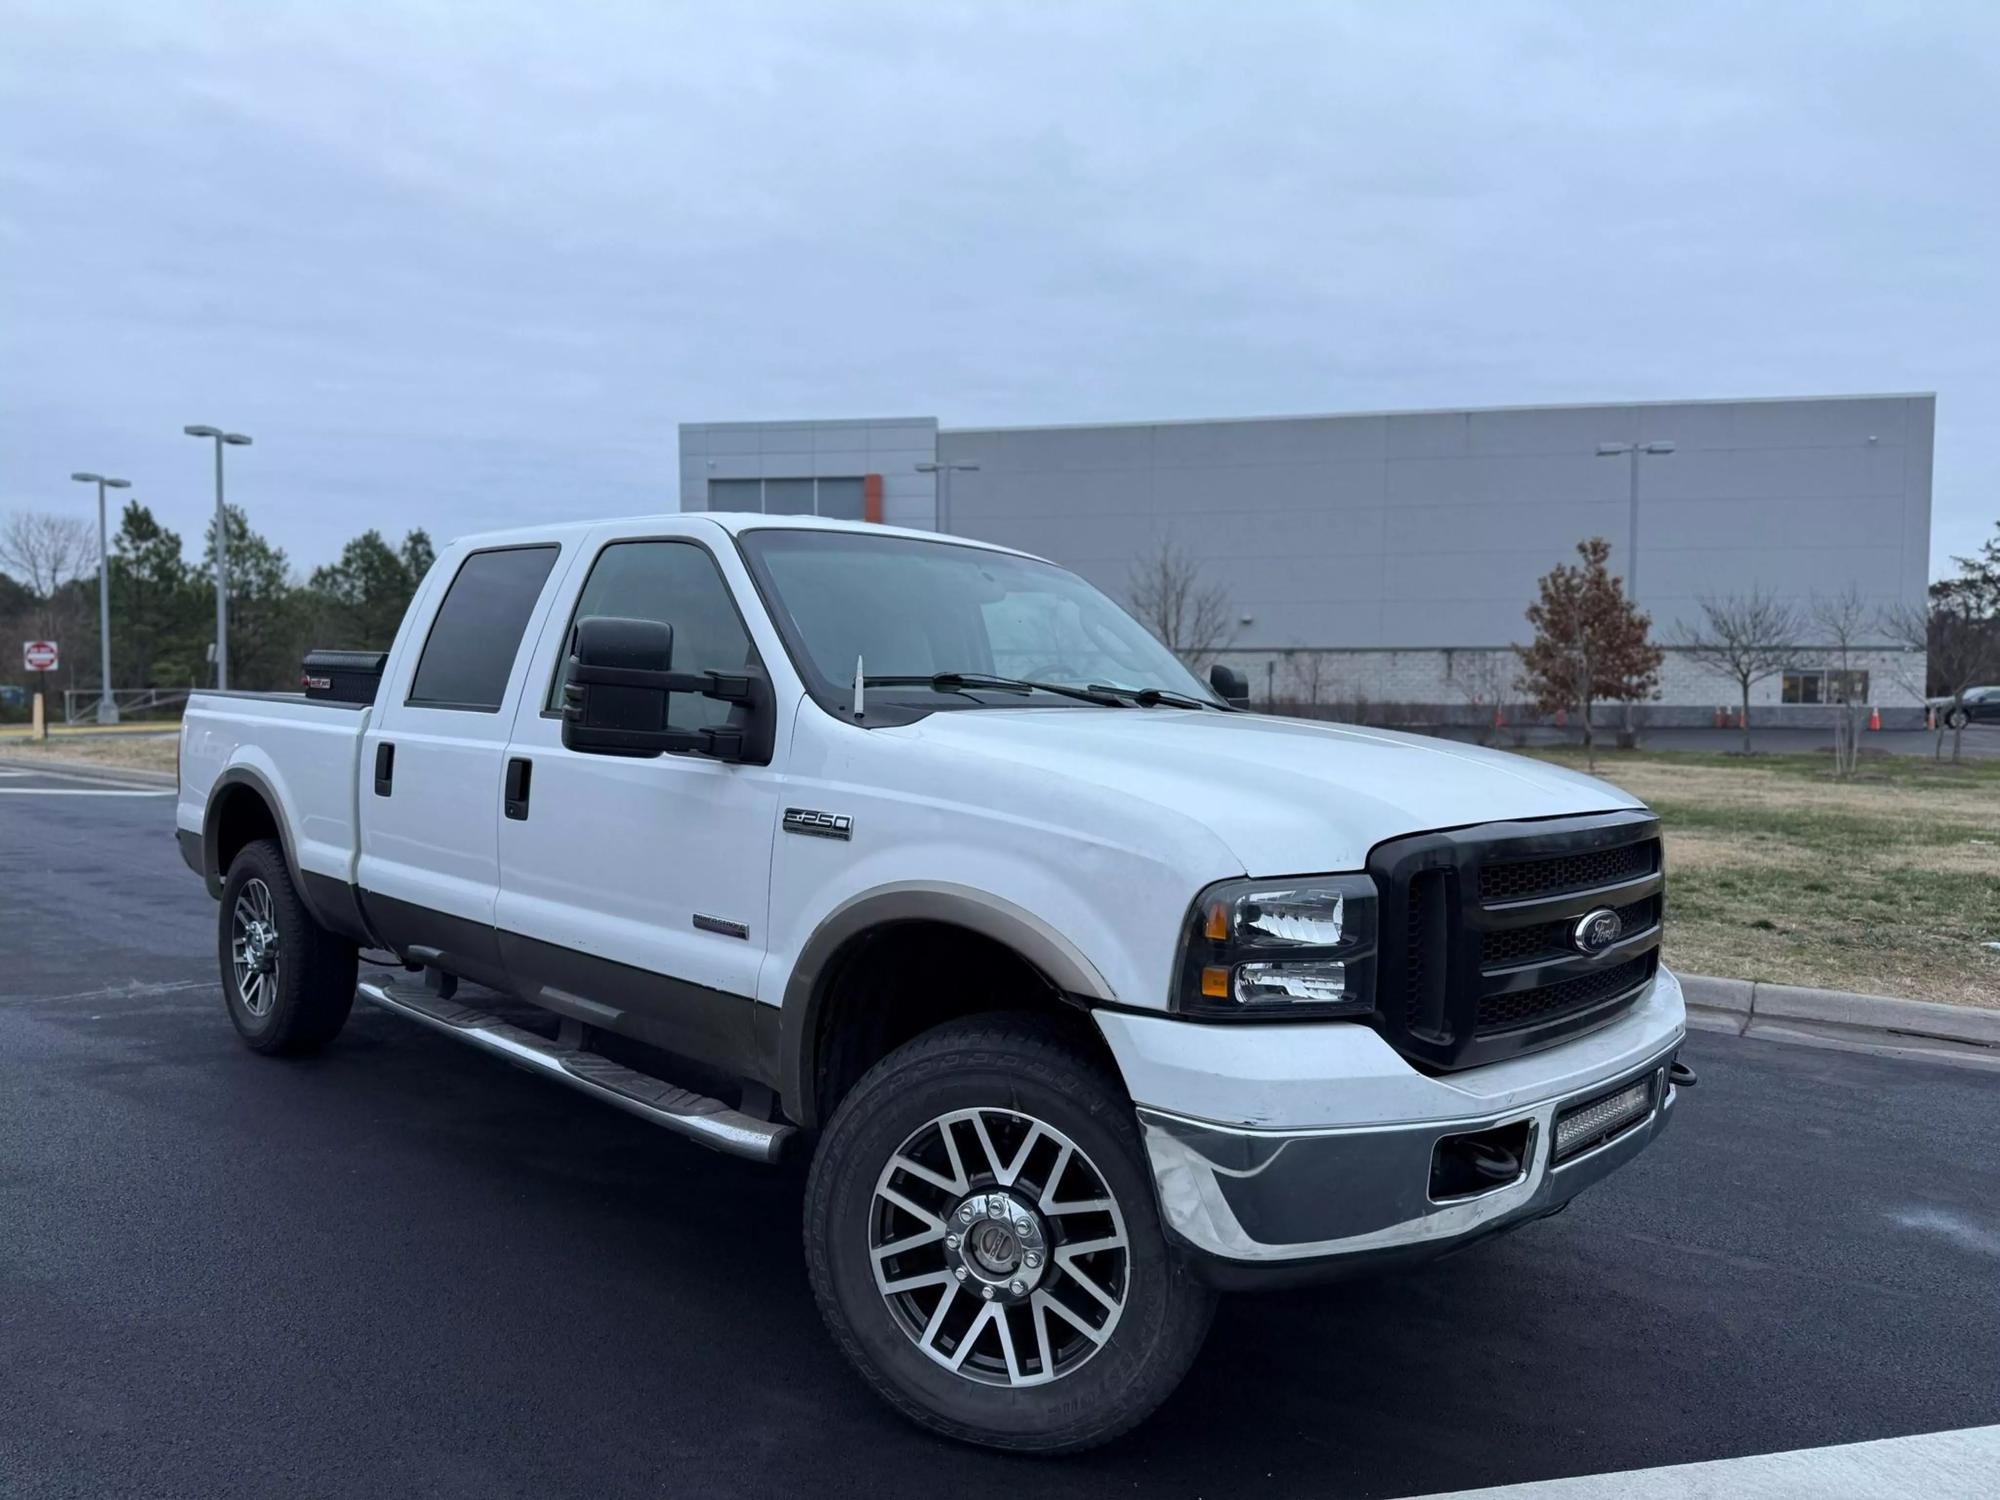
804,1013 -> 1214,1454
218,838 -> 357,1055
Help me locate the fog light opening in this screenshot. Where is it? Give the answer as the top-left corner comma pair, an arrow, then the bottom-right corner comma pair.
1431,1119 -> 1533,1201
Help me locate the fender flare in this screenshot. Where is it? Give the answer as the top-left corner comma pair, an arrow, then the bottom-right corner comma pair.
201,766 -> 372,943
776,882 -> 1117,1129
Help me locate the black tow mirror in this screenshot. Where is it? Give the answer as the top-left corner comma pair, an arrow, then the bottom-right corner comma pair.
1209,662 -> 1250,710
560,615 -> 773,763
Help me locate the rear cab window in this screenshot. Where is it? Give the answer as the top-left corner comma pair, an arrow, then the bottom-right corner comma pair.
408,545 -> 561,711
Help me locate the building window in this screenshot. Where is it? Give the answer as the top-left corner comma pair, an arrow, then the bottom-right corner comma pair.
707,476 -> 868,518
1782,668 -> 1870,705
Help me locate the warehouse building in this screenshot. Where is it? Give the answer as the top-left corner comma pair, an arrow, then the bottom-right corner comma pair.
678,393 -> 1935,726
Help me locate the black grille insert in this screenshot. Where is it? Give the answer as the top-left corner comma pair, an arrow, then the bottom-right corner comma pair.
1477,957 -> 1653,1034
1479,841 -> 1656,903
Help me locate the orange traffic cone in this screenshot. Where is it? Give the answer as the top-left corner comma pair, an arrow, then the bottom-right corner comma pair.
1868,705 -> 1881,732
1493,706 -> 1504,730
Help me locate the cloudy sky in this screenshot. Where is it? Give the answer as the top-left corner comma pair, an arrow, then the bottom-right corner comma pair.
3,1 -> 1994,578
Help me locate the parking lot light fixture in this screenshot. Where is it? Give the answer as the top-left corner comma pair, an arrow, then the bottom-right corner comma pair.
68,471 -> 132,723
183,425 -> 253,689
916,460 -> 980,532
1595,439 -> 1675,737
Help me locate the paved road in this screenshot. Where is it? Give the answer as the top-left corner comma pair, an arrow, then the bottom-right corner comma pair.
4,777 -> 1997,1499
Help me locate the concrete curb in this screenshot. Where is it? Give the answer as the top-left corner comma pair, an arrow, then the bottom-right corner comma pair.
1682,971 -> 2000,1061
0,753 -> 177,788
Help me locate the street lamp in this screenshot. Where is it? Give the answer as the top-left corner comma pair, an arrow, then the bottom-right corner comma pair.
1596,439 -> 1675,737
915,460 -> 980,532
68,471 -> 132,724
183,425 -> 252,690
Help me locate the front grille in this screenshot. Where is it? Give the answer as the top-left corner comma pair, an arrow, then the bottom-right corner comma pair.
1367,811 -> 1665,1072
1480,896 -> 1658,969
1479,841 -> 1656,903
1478,957 -> 1652,1033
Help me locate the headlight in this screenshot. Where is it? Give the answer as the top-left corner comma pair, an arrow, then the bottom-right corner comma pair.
1173,874 -> 1378,1020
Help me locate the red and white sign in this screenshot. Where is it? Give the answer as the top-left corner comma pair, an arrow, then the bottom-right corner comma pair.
23,640 -> 58,673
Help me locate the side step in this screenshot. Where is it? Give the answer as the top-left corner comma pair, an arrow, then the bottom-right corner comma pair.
356,977 -> 795,1164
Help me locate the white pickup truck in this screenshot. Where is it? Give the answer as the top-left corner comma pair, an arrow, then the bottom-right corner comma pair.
176,512 -> 1690,1452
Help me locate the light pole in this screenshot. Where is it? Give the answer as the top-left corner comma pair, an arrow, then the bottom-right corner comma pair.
915,460 -> 980,533
183,425 -> 252,690
68,471 -> 132,723
1595,439 -> 1674,738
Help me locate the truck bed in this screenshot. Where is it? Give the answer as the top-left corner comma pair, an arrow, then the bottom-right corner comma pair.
177,691 -> 372,892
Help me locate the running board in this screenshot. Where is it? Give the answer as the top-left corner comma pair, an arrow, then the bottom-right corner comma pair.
355,977 -> 794,1164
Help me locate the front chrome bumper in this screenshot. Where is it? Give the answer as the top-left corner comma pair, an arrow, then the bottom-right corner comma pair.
1098,969 -> 1690,1287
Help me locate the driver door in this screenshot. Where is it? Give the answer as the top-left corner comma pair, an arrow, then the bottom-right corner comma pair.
493,528 -> 781,1065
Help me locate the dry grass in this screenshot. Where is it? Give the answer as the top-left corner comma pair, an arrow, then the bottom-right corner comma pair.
1528,749 -> 2000,1007
0,731 -> 179,774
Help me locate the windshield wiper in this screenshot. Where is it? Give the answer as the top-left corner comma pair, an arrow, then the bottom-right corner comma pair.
864,672 -> 1127,707
1087,683 -> 1220,711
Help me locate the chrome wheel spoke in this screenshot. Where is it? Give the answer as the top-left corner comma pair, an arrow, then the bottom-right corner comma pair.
877,1266 -> 954,1297
889,1150 -> 965,1197
1034,1288 -> 1110,1348
948,1303 -> 996,1371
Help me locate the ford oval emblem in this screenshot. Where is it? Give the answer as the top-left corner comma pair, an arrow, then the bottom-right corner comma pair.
1573,907 -> 1624,955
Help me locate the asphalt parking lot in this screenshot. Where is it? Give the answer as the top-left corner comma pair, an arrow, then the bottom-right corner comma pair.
4,769 -> 1998,1498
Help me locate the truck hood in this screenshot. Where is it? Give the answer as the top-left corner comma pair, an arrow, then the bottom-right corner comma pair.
892,707 -> 1642,874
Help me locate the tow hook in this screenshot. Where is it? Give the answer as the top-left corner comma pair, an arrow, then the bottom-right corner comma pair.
1669,1059 -> 1698,1089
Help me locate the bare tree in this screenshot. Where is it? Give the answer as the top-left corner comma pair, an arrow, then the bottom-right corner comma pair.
1448,649 -> 1513,745
1811,586 -> 1871,777
1674,590 -> 1800,754
1283,649 -> 1333,710
1126,538 -> 1237,669
0,512 -> 97,599
1882,599 -> 2000,765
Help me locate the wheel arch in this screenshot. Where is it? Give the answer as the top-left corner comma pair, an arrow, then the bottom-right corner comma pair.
201,767 -> 372,944
779,883 -> 1118,1130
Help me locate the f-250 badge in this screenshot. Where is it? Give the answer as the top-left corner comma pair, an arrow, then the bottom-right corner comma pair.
784,808 -> 853,841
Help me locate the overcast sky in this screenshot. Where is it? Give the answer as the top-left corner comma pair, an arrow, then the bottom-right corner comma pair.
3,1 -> 1994,580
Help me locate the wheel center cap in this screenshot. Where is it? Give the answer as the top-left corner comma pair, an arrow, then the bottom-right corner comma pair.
946,1190 -> 1047,1302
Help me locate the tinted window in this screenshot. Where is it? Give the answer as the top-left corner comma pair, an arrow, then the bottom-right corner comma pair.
549,541 -> 756,732
408,546 -> 559,710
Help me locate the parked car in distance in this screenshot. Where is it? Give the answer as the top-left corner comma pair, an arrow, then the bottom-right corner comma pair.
1928,685 -> 2000,728
174,513 -> 1692,1452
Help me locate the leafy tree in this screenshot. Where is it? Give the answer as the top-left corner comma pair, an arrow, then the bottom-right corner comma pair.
1674,590 -> 1800,755
307,527 -> 435,650
202,504 -> 303,691
110,502 -> 199,687
1517,537 -> 1663,769
1934,516 -> 1999,619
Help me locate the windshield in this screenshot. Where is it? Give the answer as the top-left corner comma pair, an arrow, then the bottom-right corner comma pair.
737,528 -> 1222,708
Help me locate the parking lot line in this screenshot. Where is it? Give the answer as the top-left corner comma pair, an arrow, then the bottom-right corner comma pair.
1406,1422 -> 2000,1498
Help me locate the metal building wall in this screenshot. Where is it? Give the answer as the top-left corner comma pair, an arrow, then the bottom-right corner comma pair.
933,394 -> 1934,653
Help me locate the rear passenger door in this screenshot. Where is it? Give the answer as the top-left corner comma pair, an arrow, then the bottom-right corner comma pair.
493,529 -> 781,1067
358,542 -> 569,987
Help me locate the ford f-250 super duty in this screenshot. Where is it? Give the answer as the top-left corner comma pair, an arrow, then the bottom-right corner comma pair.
176,512 -> 1691,1452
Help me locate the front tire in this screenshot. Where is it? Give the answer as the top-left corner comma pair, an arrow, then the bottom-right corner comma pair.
218,838 -> 357,1055
1945,707 -> 1970,731
804,1014 -> 1214,1453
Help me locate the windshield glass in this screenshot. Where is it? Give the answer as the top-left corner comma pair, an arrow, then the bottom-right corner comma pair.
737,528 -> 1222,707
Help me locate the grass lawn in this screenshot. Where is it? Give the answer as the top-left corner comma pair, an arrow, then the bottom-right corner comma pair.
0,730 -> 180,774
1526,748 -> 2000,1007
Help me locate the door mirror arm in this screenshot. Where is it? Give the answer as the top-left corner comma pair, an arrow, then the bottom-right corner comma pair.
559,616 -> 774,764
